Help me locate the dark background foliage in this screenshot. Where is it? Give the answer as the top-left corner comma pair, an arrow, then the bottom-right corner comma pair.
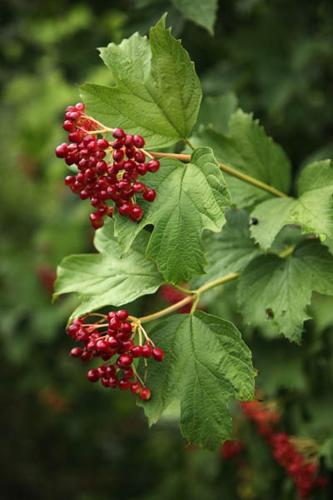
1,0 -> 332,498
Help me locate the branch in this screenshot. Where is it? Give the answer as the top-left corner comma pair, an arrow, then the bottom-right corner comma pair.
149,151 -> 288,198
137,272 -> 240,324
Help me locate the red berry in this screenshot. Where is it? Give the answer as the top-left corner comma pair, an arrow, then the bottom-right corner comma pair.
97,138 -> 109,149
89,213 -> 104,229
116,309 -> 129,320
68,131 -> 81,142
137,164 -> 148,175
80,351 -> 93,362
131,345 -> 144,358
56,143 -> 68,158
140,387 -> 151,401
133,182 -> 145,193
134,151 -> 145,163
64,176 -> 75,185
142,344 -> 153,358
87,368 -> 100,382
113,150 -> 124,162
125,135 -> 134,146
147,160 -> 160,172
108,316 -> 121,330
96,339 -> 108,351
70,347 -> 83,357
107,336 -> 119,349
130,205 -> 143,221
75,102 -> 85,112
118,203 -> 132,216
63,120 -> 75,132
109,376 -> 118,388
117,354 -> 133,368
120,321 -> 132,334
119,379 -> 131,390
133,135 -> 145,148
101,377 -> 110,387
143,189 -> 156,202
112,128 -> 126,139
131,382 -> 141,394
152,347 -> 164,362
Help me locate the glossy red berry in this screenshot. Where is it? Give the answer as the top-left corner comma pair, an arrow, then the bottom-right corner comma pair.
133,135 -> 145,148
56,143 -> 68,157
131,345 -> 144,357
70,347 -> 83,357
143,189 -> 156,202
87,368 -> 100,382
140,387 -> 151,401
131,382 -> 141,394
117,354 -> 133,368
116,309 -> 129,320
130,205 -> 143,221
147,160 -> 160,172
89,213 -> 104,229
142,344 -> 153,358
112,128 -> 126,139
119,379 -> 131,391
152,347 -> 164,362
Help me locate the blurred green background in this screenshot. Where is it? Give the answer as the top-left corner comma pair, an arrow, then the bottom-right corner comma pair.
1,0 -> 333,498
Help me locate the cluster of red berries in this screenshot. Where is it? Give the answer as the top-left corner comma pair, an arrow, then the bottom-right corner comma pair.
241,400 -> 279,435
67,309 -> 164,401
241,401 -> 326,498
270,432 -> 327,498
55,103 -> 160,229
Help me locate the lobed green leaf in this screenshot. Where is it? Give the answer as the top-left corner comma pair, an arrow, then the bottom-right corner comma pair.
238,240 -> 333,342
139,311 -> 255,449
192,109 -> 291,207
113,147 -> 230,283
251,160 -> 333,252
81,15 -> 202,149
54,226 -> 163,318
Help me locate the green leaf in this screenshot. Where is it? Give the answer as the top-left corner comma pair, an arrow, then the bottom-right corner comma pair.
171,0 -> 218,34
197,92 -> 238,134
81,15 -> 202,149
192,109 -> 291,207
237,240 -> 333,342
54,229 -> 163,317
193,208 -> 262,287
139,311 -> 255,449
114,147 -> 230,283
251,160 -> 333,251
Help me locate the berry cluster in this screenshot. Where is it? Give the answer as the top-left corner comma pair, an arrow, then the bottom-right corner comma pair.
270,433 -> 327,498
67,309 -> 164,401
55,103 -> 160,229
241,401 -> 326,498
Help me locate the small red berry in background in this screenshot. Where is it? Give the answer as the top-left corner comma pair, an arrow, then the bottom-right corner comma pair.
221,440 -> 244,460
36,264 -> 57,296
55,103 -> 160,229
160,284 -> 192,313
